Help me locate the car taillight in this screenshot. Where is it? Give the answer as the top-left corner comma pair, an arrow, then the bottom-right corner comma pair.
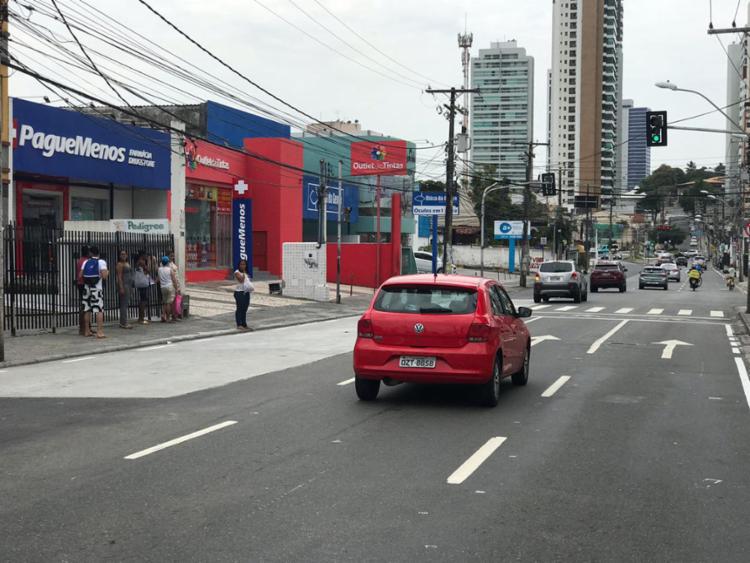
357,318 -> 373,338
468,323 -> 491,343
571,271 -> 578,279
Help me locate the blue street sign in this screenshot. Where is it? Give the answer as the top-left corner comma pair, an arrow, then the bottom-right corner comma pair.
412,191 -> 459,216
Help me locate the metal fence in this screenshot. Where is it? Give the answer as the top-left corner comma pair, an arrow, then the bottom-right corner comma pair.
4,225 -> 174,334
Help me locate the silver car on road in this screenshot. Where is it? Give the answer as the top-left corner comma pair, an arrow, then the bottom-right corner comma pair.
533,260 -> 588,303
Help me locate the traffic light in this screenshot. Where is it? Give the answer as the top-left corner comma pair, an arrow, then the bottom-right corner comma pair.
540,172 -> 556,196
646,110 -> 667,147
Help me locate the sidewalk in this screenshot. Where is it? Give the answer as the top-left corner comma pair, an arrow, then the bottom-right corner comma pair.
1,289 -> 372,369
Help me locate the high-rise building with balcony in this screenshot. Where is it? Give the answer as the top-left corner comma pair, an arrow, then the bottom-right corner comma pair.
470,40 -> 534,185
549,0 -> 624,208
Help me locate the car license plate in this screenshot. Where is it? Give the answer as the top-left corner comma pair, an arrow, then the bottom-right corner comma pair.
550,276 -> 562,281
399,356 -> 436,369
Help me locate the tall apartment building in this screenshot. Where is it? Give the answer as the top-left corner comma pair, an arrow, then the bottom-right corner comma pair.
470,40 -> 534,185
548,0 -> 624,208
625,104 -> 650,189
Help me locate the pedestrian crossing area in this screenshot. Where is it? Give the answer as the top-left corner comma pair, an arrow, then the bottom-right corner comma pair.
518,301 -> 726,319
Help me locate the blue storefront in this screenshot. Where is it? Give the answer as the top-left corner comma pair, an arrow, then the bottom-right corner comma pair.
12,98 -> 171,229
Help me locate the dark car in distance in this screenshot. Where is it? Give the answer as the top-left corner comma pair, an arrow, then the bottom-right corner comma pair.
590,261 -> 627,292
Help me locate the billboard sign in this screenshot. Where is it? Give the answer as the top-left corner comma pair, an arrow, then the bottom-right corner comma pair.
232,199 -> 252,272
412,191 -> 459,216
350,140 -> 408,176
12,98 -> 170,189
494,220 -> 526,240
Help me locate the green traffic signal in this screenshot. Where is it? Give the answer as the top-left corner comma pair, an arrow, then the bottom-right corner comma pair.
652,134 -> 661,142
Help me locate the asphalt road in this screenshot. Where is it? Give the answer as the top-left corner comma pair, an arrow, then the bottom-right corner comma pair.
1,263 -> 748,562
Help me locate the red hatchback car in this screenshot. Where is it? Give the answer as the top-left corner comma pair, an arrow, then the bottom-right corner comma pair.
353,274 -> 532,407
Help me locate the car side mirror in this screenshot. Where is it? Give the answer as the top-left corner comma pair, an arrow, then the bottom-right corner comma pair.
516,306 -> 532,318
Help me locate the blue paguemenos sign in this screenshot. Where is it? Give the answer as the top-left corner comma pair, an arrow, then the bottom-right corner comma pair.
12,98 -> 171,189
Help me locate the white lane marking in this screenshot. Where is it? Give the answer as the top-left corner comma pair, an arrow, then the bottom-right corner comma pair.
447,437 -> 507,485
733,347 -> 741,354
555,306 -> 577,312
653,339 -> 693,359
677,309 -> 693,316
142,344 -> 174,351
733,357 -> 750,410
587,320 -> 629,354
615,308 -> 633,314
531,304 -> 551,310
586,307 -> 605,313
710,311 -> 725,318
708,396 -> 723,400
541,375 -> 571,397
647,308 -> 664,315
530,335 -> 560,347
337,377 -> 355,386
726,324 -> 734,337
523,317 -> 542,324
61,356 -> 95,364
124,420 -> 238,460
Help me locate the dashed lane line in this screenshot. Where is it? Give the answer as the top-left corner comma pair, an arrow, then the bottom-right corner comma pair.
733,348 -> 741,354
555,306 -> 577,312
678,309 -> 692,316
447,437 -> 507,485
337,377 -> 355,386
711,311 -> 725,318
587,320 -> 629,354
531,304 -> 551,310
647,308 -> 664,315
124,420 -> 238,460
726,324 -> 734,337
61,356 -> 95,364
541,376 -> 571,398
615,308 -> 633,314
586,307 -> 605,313
733,358 -> 750,410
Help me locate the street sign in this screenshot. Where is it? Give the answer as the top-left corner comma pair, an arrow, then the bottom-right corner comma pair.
412,191 -> 459,216
540,236 -> 547,245
494,220 -> 525,240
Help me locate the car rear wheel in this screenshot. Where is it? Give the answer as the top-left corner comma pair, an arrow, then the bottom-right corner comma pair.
512,347 -> 529,386
573,287 -> 581,303
639,284 -> 644,290
663,284 -> 668,290
619,284 -> 626,293
533,294 -> 541,303
355,377 -> 380,401
480,357 -> 502,407
542,296 -> 549,303
582,289 -> 588,302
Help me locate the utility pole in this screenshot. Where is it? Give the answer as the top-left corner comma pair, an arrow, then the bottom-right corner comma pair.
336,160 -> 342,304
0,0 -> 8,361
518,140 -> 549,287
557,166 -> 563,259
426,86 -> 480,273
609,192 -> 614,247
317,160 -> 327,247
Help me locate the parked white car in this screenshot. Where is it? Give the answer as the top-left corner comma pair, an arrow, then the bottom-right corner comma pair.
414,251 -> 444,273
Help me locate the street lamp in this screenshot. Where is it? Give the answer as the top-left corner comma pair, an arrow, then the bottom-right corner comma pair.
655,81 -> 746,134
480,182 -> 501,278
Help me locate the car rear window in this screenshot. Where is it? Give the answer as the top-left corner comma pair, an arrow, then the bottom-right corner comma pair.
540,262 -> 573,273
374,285 -> 478,314
594,264 -> 618,271
643,268 -> 664,273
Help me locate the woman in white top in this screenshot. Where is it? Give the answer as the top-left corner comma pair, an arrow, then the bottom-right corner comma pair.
234,259 -> 255,331
158,256 -> 178,323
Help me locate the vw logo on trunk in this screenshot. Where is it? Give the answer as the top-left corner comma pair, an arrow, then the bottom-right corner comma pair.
414,323 -> 425,334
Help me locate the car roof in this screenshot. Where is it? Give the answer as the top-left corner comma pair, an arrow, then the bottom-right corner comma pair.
381,274 -> 487,289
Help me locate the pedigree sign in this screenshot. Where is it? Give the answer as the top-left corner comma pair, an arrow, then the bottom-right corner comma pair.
350,140 -> 408,176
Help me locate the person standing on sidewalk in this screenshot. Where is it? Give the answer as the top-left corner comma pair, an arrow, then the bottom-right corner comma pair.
168,250 -> 182,320
134,250 -> 152,325
158,256 -> 178,323
76,245 -> 90,336
233,259 -> 254,331
81,246 -> 108,339
116,250 -> 134,329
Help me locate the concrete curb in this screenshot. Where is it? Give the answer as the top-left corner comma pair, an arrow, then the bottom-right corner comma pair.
0,312 -> 362,370
738,312 -> 750,334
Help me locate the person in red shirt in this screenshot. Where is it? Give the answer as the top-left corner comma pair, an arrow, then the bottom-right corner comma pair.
75,245 -> 90,336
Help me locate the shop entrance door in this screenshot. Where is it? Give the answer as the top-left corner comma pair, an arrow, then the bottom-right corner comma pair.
253,231 -> 267,271
22,191 -> 63,229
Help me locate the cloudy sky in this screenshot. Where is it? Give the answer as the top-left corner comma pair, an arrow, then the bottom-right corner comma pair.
11,0 -> 747,180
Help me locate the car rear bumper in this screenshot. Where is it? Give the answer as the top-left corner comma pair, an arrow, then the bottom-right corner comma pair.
590,277 -> 623,288
639,278 -> 666,286
534,282 -> 577,297
353,340 -> 494,384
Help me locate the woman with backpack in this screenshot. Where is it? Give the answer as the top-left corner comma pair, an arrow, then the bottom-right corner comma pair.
81,246 -> 109,339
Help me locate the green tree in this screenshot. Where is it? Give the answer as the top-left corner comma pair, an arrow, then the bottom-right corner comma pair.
418,180 -> 445,193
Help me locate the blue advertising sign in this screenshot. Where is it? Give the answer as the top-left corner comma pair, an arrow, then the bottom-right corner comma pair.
12,98 -> 171,189
412,191 -> 459,215
494,220 -> 525,240
302,175 -> 359,222
417,215 -> 431,238
232,199 -> 252,272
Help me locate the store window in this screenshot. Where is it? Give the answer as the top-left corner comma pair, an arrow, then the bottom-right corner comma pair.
72,196 -> 108,221
185,185 -> 232,270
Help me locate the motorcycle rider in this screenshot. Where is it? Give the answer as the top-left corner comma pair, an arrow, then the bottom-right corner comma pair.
688,265 -> 702,289
726,265 -> 737,289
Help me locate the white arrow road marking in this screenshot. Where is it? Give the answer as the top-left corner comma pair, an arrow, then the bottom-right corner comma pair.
124,420 -> 238,460
615,308 -> 633,314
447,437 -> 507,485
541,375 -> 571,397
711,310 -> 725,318
587,320 -> 629,354
677,309 -> 692,316
653,340 -> 693,359
531,335 -> 560,347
